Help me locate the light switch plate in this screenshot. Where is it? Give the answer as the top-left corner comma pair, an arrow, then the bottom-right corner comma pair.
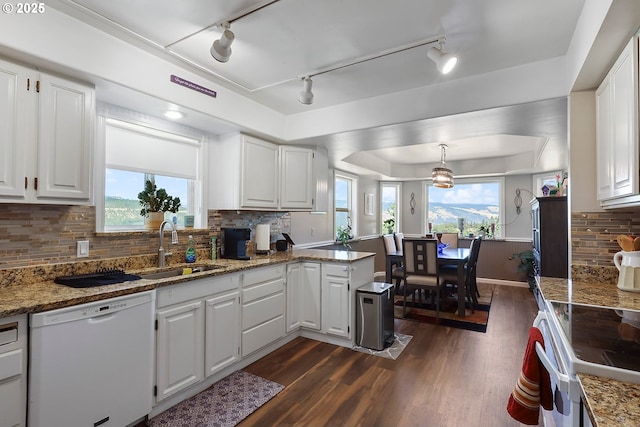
77,240 -> 89,258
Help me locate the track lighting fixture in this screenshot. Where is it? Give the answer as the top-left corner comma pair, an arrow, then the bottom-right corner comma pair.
299,77 -> 314,105
210,22 -> 234,63
432,144 -> 454,188
427,38 -> 457,75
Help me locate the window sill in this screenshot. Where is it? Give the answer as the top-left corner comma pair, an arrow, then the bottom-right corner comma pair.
96,228 -> 209,237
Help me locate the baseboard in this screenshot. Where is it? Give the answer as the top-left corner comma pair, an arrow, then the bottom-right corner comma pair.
478,277 -> 529,288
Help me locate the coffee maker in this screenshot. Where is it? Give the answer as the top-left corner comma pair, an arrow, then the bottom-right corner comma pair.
221,227 -> 251,260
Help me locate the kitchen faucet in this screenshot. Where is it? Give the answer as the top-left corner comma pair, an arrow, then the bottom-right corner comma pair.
159,220 -> 178,268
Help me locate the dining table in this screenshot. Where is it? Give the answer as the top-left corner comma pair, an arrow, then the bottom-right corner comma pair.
386,246 -> 470,317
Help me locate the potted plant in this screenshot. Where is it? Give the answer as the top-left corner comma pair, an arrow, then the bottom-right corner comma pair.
138,180 -> 181,229
336,225 -> 353,250
509,250 -> 536,291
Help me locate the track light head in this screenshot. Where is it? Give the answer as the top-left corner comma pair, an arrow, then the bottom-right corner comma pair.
299,77 -> 314,105
211,23 -> 234,63
427,40 -> 457,75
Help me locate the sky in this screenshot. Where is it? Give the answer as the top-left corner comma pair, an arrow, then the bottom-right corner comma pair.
429,182 -> 499,205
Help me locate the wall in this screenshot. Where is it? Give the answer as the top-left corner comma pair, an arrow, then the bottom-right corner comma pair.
358,177 -> 379,237
292,172 -> 537,247
0,204 -> 289,270
567,91 -> 640,280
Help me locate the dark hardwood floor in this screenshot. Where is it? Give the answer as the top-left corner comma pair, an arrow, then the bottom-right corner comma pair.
240,284 -> 541,427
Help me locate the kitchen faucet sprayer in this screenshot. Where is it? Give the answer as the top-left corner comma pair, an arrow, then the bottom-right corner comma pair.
159,220 -> 178,268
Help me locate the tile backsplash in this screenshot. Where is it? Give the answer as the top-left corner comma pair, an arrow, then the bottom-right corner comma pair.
571,210 -> 640,284
0,204 -> 290,269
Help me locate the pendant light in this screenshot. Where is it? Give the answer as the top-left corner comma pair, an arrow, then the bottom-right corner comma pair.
432,143 -> 454,188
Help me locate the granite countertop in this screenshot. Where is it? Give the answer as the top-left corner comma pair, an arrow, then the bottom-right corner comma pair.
578,373 -> 640,427
538,274 -> 640,427
0,248 -> 374,318
538,276 -> 640,311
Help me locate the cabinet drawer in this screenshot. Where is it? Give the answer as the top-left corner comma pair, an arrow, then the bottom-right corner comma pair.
243,278 -> 283,304
242,292 -> 284,330
324,263 -> 350,277
242,315 -> 284,357
0,348 -> 22,381
157,274 -> 240,308
243,265 -> 284,287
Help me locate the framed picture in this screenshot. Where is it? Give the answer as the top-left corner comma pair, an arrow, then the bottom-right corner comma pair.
364,193 -> 374,216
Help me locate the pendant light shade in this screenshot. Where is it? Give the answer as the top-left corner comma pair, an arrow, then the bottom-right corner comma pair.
210,23 -> 234,63
432,144 -> 454,188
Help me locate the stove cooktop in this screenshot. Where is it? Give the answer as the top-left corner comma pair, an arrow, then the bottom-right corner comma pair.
549,302 -> 640,374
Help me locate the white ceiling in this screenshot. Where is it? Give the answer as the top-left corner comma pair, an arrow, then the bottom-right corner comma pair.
44,0 -> 617,179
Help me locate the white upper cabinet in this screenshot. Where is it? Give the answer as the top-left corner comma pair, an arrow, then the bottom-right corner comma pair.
0,58 -> 94,204
596,37 -> 640,208
280,145 -> 313,210
209,133 -> 326,211
241,136 -> 279,209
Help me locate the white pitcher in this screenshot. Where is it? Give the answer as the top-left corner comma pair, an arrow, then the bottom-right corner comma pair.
613,251 -> 640,292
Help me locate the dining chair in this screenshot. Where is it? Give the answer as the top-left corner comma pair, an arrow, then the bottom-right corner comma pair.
440,236 -> 482,311
439,232 -> 459,248
393,232 -> 405,252
401,238 -> 445,320
382,234 -> 404,292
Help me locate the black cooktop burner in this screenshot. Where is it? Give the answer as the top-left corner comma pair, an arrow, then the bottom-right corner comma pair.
550,302 -> 640,373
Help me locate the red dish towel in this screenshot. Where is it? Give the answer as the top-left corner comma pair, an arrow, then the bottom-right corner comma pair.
507,326 -> 553,425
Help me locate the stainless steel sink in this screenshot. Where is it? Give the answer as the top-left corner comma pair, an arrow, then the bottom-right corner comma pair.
139,265 -> 222,280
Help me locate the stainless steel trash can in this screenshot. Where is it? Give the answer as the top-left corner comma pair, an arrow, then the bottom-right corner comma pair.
356,282 -> 395,350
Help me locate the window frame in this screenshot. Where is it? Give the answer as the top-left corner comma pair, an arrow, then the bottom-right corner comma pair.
334,170 -> 358,240
95,106 -> 207,233
424,177 -> 505,238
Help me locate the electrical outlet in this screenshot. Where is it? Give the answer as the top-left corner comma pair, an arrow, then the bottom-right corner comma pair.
77,240 -> 90,258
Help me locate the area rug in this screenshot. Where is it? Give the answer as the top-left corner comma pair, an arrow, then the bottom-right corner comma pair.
352,332 -> 413,360
147,370 -> 284,427
394,283 -> 494,333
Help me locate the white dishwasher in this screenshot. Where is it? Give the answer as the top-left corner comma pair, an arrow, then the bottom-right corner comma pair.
29,290 -> 155,427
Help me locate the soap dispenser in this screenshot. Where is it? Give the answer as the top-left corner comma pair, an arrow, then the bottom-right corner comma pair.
186,235 -> 196,263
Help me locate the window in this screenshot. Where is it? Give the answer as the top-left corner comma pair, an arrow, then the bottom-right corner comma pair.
335,171 -> 357,239
380,182 -> 401,234
425,178 -> 504,238
104,170 -> 190,230
98,117 -> 204,232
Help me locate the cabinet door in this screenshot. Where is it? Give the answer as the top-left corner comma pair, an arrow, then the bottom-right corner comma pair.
609,37 -> 638,199
37,73 -> 93,202
205,291 -> 240,377
322,273 -> 350,338
241,136 -> 278,208
300,262 -> 321,330
280,146 -> 314,209
285,263 -> 301,332
0,59 -> 34,201
156,301 -> 204,402
596,75 -> 613,200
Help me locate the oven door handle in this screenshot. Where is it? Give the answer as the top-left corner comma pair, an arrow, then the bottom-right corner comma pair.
533,312 -> 570,393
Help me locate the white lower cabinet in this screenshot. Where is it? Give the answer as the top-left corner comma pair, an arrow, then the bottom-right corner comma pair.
241,265 -> 285,357
205,290 -> 240,377
155,274 -> 240,403
155,300 -> 204,402
0,314 -> 27,427
321,258 -> 375,340
322,264 -> 351,338
286,262 -> 321,332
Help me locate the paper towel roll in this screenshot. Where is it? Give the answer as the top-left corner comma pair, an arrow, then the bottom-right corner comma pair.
255,224 -> 270,253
